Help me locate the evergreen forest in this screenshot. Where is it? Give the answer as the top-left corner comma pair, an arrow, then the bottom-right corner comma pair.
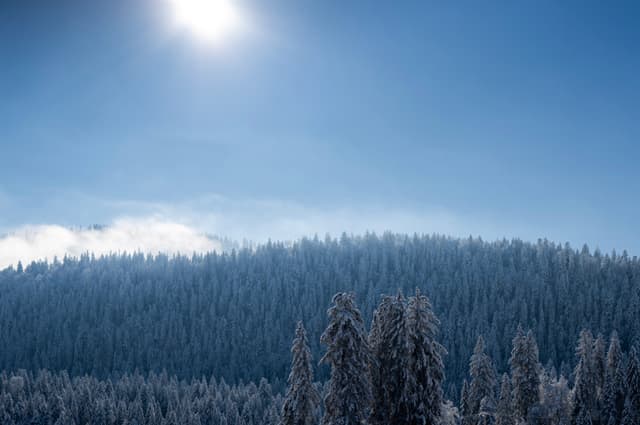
1,233 -> 639,424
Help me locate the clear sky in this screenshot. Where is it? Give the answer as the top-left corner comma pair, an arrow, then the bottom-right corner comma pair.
1,0 -> 639,263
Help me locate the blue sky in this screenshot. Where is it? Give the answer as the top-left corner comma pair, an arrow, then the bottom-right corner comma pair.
1,0 -> 639,259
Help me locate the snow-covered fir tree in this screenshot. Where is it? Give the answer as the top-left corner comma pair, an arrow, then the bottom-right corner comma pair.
280,321 -> 321,425
369,293 -> 408,425
626,347 -> 640,423
573,330 -> 597,421
404,288 -> 446,425
468,335 -> 497,420
603,331 -> 625,424
320,292 -> 372,425
530,365 -> 572,425
495,374 -> 514,425
594,335 -> 607,396
461,379 -> 473,425
509,327 -> 541,421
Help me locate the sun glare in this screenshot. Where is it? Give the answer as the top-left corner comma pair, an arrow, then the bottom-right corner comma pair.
168,0 -> 245,44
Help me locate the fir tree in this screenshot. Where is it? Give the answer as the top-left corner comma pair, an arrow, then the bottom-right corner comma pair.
574,330 -> 597,421
627,347 -> 640,420
280,322 -> 321,425
495,374 -> 514,425
461,379 -> 473,425
369,293 -> 408,425
541,372 -> 572,425
594,334 -> 607,394
468,336 -> 497,417
593,333 -> 607,423
404,288 -> 446,425
320,292 -> 372,425
603,332 -> 624,424
509,327 -> 541,421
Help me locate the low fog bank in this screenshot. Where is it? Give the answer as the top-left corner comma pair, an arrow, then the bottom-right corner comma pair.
0,217 -> 219,269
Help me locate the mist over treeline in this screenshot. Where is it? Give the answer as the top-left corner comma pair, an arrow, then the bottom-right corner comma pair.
0,233 -> 638,400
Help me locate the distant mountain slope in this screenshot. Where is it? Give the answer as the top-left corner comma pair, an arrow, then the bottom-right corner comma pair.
0,233 -> 638,399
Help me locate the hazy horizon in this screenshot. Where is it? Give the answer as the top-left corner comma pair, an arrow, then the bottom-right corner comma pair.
2,0 -> 639,265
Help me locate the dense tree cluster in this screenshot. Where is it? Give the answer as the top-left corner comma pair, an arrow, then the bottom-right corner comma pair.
0,233 -> 638,401
0,289 -> 448,424
1,284 -> 639,425
460,328 -> 640,425
286,289 -> 447,425
0,369 -> 282,425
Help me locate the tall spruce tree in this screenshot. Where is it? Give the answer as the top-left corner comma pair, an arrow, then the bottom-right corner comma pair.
627,347 -> 640,422
603,332 -> 625,424
468,335 -> 497,419
369,293 -> 408,425
461,379 -> 473,425
320,292 -> 372,425
594,335 -> 607,394
495,374 -> 515,425
404,288 -> 446,425
593,333 -> 607,423
540,371 -> 572,425
280,322 -> 321,425
574,330 -> 597,421
509,327 -> 541,421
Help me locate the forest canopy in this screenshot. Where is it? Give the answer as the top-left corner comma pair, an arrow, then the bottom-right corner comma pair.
0,233 -> 638,401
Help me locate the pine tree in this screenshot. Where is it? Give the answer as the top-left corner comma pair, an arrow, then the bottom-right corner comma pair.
461,380 -> 473,425
603,332 -> 624,424
509,327 -> 541,421
320,292 -> 373,425
468,336 -> 496,417
495,374 -> 514,425
593,333 -> 607,423
594,334 -> 607,393
627,347 -> 640,420
370,293 -> 408,425
404,288 -> 446,425
280,322 -> 321,425
574,330 -> 597,421
540,372 -> 572,425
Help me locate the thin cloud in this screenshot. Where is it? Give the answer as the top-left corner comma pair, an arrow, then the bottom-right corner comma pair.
0,216 -> 219,270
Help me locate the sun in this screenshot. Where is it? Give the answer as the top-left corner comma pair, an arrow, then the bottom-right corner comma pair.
168,0 -> 245,44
